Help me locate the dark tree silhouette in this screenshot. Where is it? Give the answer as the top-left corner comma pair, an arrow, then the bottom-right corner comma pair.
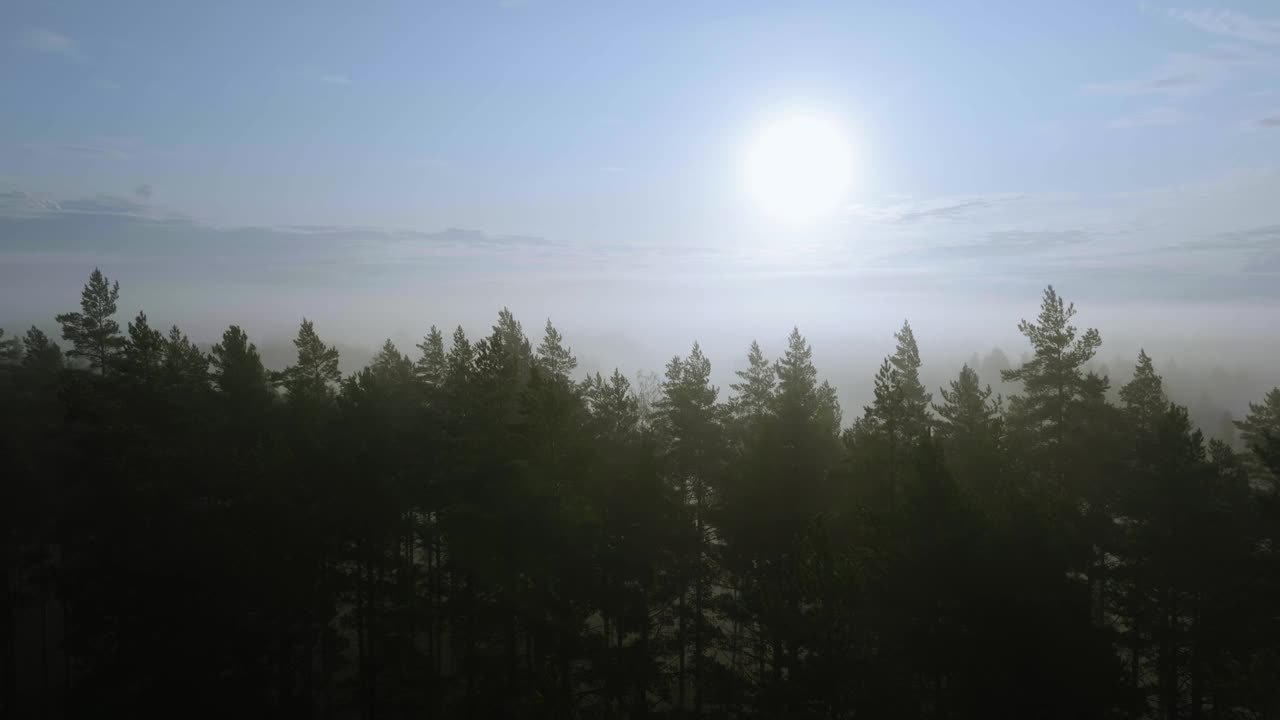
55,267 -> 124,374
3,271 -> 1278,720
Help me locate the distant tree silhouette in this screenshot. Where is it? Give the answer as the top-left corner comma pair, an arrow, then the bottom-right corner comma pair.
5,274 -> 1280,719
55,267 -> 124,374
20,327 -> 62,373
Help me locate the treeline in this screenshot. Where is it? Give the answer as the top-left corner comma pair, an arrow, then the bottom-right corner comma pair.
2,268 -> 1279,719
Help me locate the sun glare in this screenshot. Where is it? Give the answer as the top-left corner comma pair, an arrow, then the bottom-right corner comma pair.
743,110 -> 854,225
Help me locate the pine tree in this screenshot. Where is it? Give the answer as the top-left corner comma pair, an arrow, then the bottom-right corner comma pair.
210,325 -> 271,401
56,267 -> 124,374
536,318 -> 577,380
21,327 -> 62,373
495,308 -> 532,378
414,325 -> 447,387
1119,350 -> 1166,435
583,370 -> 640,435
889,320 -> 931,438
0,330 -> 22,365
120,311 -> 165,380
854,321 -> 933,508
163,326 -> 209,388
1001,285 -> 1102,494
730,340 -> 776,421
657,342 -> 722,715
1234,387 -> 1280,487
933,364 -> 1003,496
284,319 -> 341,401
443,326 -> 474,400
368,339 -> 414,385
817,379 -> 842,436
934,365 -> 1001,441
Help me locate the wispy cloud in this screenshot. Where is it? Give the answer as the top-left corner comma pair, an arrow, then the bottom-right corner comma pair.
17,137 -> 141,162
1109,106 -> 1185,129
845,195 -> 1024,225
1258,114 -> 1280,127
892,199 -> 1000,224
1167,7 -> 1280,45
57,143 -> 130,160
1085,38 -> 1274,98
1088,70 -> 1206,96
134,184 -> 154,200
18,28 -> 80,58
281,68 -> 353,86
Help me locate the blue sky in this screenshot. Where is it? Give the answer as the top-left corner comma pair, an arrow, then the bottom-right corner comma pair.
2,1 -> 1280,389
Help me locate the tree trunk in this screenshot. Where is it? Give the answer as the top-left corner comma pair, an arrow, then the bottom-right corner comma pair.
694,482 -> 705,719
1130,579 -> 1144,719
635,589 -> 650,718
1190,604 -> 1204,720
1160,590 -> 1178,720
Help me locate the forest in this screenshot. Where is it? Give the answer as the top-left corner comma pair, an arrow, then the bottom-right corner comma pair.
2,267 -> 1279,720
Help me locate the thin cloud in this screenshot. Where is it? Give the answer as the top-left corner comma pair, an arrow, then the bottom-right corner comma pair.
1167,7 -> 1280,46
19,28 -> 79,57
893,199 -> 997,224
134,184 -> 154,200
54,143 -> 130,160
1088,71 -> 1205,96
1203,224 -> 1280,249
1109,106 -> 1185,129
844,195 -> 1023,224
1258,114 -> 1280,127
1086,40 -> 1272,99
277,68 -> 353,86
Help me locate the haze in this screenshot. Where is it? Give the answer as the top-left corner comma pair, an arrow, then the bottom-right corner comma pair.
4,0 -> 1280,427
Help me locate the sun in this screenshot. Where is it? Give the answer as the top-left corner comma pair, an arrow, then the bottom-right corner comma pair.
743,110 -> 854,225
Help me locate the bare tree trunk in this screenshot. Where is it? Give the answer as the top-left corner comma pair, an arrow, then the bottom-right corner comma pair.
693,480 -> 705,719
635,586 -> 651,718
1160,590 -> 1178,720
1190,604 -> 1204,720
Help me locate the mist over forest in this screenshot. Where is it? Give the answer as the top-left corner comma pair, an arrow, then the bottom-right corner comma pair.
4,265 -> 1280,718
7,0 -> 1280,717
3,213 -> 1276,450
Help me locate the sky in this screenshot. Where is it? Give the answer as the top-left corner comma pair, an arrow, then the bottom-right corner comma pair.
2,1 -> 1279,412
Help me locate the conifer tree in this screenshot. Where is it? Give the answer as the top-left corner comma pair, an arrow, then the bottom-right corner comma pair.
934,365 -> 1001,441
1235,387 -> 1280,487
284,318 -> 341,400
854,321 -> 933,508
447,326 -> 473,384
933,364 -> 1003,495
162,325 -> 208,388
210,325 -> 271,401
657,342 -> 722,715
1002,285 -> 1102,495
56,267 -> 124,374
414,325 -> 447,387
120,311 -> 165,380
368,339 -> 414,385
536,318 -> 577,380
0,330 -> 21,364
1119,349 -> 1166,435
730,340 -> 776,421
889,320 -> 931,438
21,326 -> 62,373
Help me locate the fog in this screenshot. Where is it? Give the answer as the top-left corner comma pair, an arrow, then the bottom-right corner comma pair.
3,215 -> 1276,444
